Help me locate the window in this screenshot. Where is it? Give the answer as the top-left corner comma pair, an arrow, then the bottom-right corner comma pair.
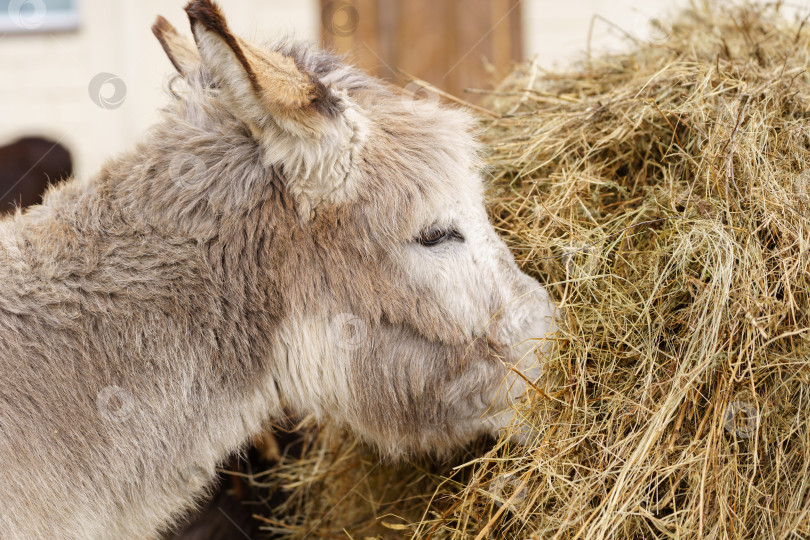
0,0 -> 79,33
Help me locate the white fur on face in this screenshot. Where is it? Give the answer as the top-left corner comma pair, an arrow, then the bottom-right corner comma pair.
267,156 -> 557,455
398,170 -> 556,428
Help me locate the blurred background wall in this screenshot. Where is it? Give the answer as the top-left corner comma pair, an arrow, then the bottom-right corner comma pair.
0,0 -> 698,185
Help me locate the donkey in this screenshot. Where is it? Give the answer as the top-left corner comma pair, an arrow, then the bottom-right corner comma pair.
0,1 -> 555,538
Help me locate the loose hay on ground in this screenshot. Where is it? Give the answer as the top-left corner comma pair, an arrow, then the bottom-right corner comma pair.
250,3 -> 810,538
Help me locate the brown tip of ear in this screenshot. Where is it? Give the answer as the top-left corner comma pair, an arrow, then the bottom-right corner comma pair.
183,0 -> 337,117
185,0 -> 261,91
152,16 -> 183,74
151,15 -> 175,38
152,15 -> 199,76
185,0 -> 229,38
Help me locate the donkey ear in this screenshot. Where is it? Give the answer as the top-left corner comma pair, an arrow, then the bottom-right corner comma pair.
152,15 -> 200,77
184,0 -> 338,135
183,0 -> 367,217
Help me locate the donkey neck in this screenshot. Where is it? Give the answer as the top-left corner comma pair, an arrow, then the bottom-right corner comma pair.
0,136 -> 291,535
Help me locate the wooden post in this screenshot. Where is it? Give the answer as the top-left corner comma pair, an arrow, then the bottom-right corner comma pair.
320,0 -> 523,100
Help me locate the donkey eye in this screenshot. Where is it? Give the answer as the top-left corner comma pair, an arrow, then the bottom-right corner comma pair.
417,227 -> 463,247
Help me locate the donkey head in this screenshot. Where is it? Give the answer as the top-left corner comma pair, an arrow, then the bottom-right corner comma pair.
153,1 -> 555,456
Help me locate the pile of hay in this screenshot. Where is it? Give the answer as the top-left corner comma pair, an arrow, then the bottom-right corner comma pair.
252,2 -> 810,537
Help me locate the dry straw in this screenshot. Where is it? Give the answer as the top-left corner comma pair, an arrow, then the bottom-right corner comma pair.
251,2 -> 810,537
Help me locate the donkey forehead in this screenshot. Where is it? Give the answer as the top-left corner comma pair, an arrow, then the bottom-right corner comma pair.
282,43 -> 486,225
356,127 -> 484,237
